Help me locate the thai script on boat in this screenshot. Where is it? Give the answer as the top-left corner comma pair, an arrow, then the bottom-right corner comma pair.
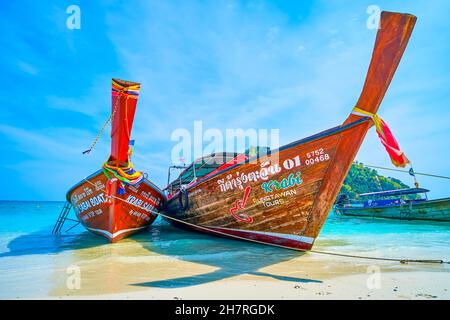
217,161 -> 282,192
216,155 -> 302,192
93,180 -> 105,192
71,192 -> 87,204
128,185 -> 140,193
261,172 -> 303,194
83,187 -> 93,196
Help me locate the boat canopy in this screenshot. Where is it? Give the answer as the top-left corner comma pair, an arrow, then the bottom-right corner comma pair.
168,152 -> 240,189
167,147 -> 272,191
358,188 -> 430,198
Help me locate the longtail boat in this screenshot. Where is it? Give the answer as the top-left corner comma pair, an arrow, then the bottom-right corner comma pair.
65,79 -> 166,242
335,188 -> 450,222
162,12 -> 417,250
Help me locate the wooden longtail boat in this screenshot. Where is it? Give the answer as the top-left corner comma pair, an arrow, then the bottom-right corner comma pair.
162,12 -> 417,250
66,79 -> 166,242
335,188 -> 450,222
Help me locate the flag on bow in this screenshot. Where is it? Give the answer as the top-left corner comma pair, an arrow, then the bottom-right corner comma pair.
352,107 -> 410,168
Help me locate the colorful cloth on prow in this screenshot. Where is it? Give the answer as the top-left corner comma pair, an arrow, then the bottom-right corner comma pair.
112,79 -> 140,98
102,160 -> 144,186
352,107 -> 410,168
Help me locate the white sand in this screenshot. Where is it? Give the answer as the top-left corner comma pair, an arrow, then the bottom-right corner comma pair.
39,242 -> 449,300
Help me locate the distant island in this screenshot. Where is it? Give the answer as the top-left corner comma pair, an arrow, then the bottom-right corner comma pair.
339,162 -> 412,199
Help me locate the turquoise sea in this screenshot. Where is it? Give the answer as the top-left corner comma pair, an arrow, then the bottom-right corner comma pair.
0,201 -> 449,299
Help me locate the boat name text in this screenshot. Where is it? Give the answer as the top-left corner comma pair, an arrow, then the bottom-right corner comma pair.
125,195 -> 157,212
75,193 -> 106,213
261,172 -> 303,193
253,189 -> 298,207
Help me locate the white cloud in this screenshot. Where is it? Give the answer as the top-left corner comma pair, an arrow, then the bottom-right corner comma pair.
17,61 -> 39,76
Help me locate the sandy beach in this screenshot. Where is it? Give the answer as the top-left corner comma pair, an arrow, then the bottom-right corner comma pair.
58,256 -> 450,300
44,232 -> 450,300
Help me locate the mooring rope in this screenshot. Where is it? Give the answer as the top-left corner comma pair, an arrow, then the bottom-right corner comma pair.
358,164 -> 450,180
308,250 -> 448,265
77,176 -> 450,265
82,93 -> 121,155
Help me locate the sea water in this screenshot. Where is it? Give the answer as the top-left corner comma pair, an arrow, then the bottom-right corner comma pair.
0,201 -> 449,298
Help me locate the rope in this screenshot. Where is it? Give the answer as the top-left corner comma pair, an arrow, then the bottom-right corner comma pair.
82,93 -> 121,155
79,176 -> 450,265
309,249 -> 448,265
357,164 -> 450,180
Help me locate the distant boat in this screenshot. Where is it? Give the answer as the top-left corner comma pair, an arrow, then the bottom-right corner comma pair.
161,12 -> 417,250
65,79 -> 166,242
334,188 -> 450,222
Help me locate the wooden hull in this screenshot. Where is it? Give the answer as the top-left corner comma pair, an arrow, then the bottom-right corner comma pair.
335,198 -> 450,222
164,119 -> 372,250
67,170 -> 165,242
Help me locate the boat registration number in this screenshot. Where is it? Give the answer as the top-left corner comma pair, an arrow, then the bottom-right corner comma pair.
305,148 -> 330,166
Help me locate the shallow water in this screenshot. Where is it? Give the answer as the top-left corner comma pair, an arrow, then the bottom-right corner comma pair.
0,201 -> 449,298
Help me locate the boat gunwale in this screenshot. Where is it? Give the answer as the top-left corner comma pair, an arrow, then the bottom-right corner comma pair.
358,187 -> 430,198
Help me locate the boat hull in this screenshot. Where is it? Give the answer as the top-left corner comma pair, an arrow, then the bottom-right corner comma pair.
67,170 -> 165,242
164,119 -> 372,250
335,198 -> 450,222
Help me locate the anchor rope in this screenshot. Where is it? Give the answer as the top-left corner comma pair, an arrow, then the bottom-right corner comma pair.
78,176 -> 450,265
82,92 -> 122,155
355,163 -> 450,180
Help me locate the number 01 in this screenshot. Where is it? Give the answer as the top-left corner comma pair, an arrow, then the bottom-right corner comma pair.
283,156 -> 301,170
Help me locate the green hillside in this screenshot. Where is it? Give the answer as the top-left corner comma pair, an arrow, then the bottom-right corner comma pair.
339,162 -> 412,199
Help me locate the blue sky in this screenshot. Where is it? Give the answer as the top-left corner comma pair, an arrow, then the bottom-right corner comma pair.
0,0 -> 449,201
